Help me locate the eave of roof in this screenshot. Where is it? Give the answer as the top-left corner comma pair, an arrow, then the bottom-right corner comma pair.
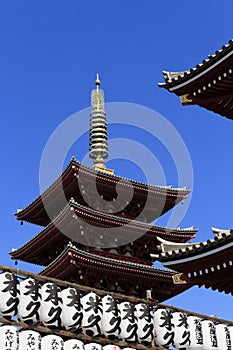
158,229 -> 233,270
40,242 -> 176,279
39,243 -> 192,302
159,39 -> 233,92
158,40 -> 233,120
154,229 -> 233,295
11,199 -> 197,263
15,157 -> 190,225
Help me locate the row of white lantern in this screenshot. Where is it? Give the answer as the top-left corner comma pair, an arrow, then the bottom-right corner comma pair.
154,309 -> 233,349
0,272 -> 233,349
0,325 -> 136,350
0,273 -> 154,344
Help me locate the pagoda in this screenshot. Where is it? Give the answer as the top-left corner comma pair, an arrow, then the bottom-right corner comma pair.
11,75 -> 197,303
2,45 -> 233,350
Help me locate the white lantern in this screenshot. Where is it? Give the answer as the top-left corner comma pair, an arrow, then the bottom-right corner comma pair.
41,334 -> 64,349
0,272 -> 19,317
119,301 -> 137,342
153,308 -> 175,348
64,339 -> 84,350
215,323 -> 231,350
40,283 -> 63,327
134,303 -> 153,345
0,325 -> 18,350
84,343 -> 102,350
228,326 -> 233,347
81,292 -> 102,337
186,315 -> 203,349
18,278 -> 41,323
201,320 -> 218,349
172,311 -> 190,349
103,344 -> 121,350
101,295 -> 120,338
61,287 -> 82,330
19,330 -> 41,350
103,345 -> 121,350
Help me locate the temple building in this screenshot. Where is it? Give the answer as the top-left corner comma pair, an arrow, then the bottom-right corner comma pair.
158,39 -> 233,120
3,66 -> 233,349
12,69 -> 233,304
152,226 -> 233,295
11,75 -> 197,303
155,39 -> 233,295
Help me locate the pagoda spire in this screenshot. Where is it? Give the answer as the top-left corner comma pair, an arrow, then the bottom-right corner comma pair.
89,74 -> 114,174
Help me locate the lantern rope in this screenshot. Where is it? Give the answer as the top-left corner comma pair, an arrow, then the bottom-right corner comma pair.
0,263 -> 232,328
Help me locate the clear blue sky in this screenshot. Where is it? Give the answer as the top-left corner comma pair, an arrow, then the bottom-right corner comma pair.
1,1 -> 233,320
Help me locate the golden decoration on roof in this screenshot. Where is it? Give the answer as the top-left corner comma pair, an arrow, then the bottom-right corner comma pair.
89,74 -> 114,174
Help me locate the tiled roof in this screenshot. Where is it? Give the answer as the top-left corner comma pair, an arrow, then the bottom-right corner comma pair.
157,228 -> 233,263
11,199 -> 197,265
159,40 -> 233,90
158,40 -> 233,120
15,157 -> 190,226
41,242 -> 176,277
39,242 -> 192,302
154,228 -> 233,295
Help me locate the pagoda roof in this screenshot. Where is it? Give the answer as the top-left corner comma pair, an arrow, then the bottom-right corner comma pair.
158,39 -> 233,120
39,242 -> 191,302
155,227 -> 233,295
11,199 -> 197,265
15,158 -> 190,226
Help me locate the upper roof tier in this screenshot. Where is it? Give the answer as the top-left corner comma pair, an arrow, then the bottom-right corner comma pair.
16,158 -> 190,226
154,227 -> 233,295
12,199 -> 197,265
158,39 -> 233,120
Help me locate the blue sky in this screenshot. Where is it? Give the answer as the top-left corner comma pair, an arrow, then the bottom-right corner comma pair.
1,1 -> 233,320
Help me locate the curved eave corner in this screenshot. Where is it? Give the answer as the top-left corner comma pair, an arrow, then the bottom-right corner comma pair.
157,39 -> 233,92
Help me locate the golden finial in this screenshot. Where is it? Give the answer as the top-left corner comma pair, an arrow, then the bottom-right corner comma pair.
89,74 -> 114,174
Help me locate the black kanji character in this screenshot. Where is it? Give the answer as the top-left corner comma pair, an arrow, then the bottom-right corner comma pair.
122,303 -> 136,323
163,330 -> 175,347
85,295 -> 102,314
159,310 -> 174,331
67,288 -> 83,328
140,323 -> 154,341
44,284 -> 62,306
